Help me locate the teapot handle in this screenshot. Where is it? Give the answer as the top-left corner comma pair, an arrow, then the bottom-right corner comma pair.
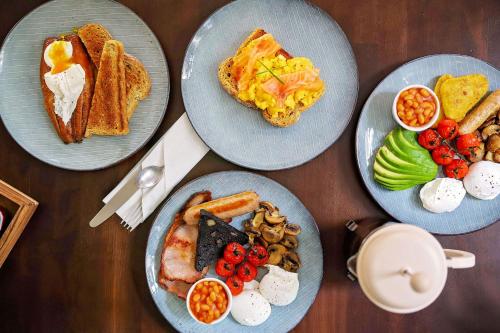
444,249 -> 475,269
346,254 -> 358,279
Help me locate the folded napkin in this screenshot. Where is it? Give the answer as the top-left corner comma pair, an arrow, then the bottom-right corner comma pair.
103,113 -> 209,230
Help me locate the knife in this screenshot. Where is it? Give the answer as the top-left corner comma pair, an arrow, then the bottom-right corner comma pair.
89,177 -> 138,228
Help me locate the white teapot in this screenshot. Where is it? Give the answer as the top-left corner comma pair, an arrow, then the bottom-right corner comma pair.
346,221 -> 475,314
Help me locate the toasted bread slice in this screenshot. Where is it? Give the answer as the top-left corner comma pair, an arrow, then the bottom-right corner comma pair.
85,40 -> 128,136
218,28 -> 324,127
77,23 -> 151,119
40,35 -> 94,143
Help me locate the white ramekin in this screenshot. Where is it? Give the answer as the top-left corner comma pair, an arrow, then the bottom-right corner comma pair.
186,277 -> 233,325
392,84 -> 440,132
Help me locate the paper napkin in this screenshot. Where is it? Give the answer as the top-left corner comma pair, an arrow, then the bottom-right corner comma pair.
103,113 -> 209,230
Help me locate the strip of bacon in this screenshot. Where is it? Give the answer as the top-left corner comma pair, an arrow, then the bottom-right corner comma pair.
158,192 -> 211,299
261,68 -> 323,107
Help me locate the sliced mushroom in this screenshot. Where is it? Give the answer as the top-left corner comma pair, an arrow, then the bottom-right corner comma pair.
260,224 -> 285,244
267,244 -> 287,265
486,134 -> 500,153
485,151 -> 494,161
284,223 -> 302,236
246,232 -> 257,245
481,125 -> 500,140
280,235 -> 298,249
265,210 -> 286,224
259,201 -> 276,212
281,251 -> 301,272
469,142 -> 485,163
256,236 -> 269,248
250,209 -> 265,228
494,151 -> 500,163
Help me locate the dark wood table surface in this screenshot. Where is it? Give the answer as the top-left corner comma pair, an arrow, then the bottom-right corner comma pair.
0,0 -> 499,332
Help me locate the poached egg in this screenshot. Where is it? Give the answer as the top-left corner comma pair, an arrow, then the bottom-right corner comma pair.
419,178 -> 466,213
463,161 -> 500,200
259,265 -> 299,306
230,280 -> 271,326
43,40 -> 85,125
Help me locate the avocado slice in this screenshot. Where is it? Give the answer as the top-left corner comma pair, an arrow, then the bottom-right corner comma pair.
374,162 -> 433,181
377,147 -> 433,174
374,174 -> 418,190
385,131 -> 437,169
375,154 -> 431,177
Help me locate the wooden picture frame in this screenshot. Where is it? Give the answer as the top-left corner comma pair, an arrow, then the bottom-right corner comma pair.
0,180 -> 38,267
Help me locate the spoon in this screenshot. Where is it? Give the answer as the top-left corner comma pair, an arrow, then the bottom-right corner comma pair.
137,165 -> 165,189
89,165 -> 164,228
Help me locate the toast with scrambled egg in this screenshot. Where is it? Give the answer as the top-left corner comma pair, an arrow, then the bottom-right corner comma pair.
78,23 -> 151,120
85,40 -> 128,137
218,29 -> 325,127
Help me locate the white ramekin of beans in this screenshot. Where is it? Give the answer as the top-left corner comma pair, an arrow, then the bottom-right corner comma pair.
186,277 -> 232,325
392,85 -> 441,131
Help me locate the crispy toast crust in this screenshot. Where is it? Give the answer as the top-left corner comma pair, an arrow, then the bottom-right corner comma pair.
40,35 -> 94,143
78,23 -> 151,119
85,40 -> 128,137
217,28 -> 323,127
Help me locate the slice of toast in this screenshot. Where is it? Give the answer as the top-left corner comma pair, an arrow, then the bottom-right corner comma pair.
85,40 -> 128,136
218,28 -> 324,127
78,23 -> 151,119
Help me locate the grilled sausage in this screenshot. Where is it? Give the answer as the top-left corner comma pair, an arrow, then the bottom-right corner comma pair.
459,90 -> 500,135
183,191 -> 260,225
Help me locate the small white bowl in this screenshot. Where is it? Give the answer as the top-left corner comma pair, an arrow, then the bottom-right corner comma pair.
392,84 -> 440,132
186,278 -> 233,325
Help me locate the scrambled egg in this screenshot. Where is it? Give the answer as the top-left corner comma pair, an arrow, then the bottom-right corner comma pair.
237,55 -> 324,118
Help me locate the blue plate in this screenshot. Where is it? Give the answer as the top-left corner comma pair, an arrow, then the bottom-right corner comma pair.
146,171 -> 323,332
0,0 -> 169,170
181,0 -> 358,170
356,54 -> 500,234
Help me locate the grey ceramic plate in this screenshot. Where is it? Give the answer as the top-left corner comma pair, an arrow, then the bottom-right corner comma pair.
146,171 -> 323,333
356,54 -> 500,234
0,0 -> 169,170
181,0 -> 358,170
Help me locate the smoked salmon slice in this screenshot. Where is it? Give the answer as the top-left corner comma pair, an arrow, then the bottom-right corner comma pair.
231,34 -> 281,91
261,68 -> 323,107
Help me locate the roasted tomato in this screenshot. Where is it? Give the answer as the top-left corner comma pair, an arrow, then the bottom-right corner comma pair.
247,245 -> 269,266
444,159 -> 469,179
431,145 -> 455,165
223,242 -> 246,264
226,275 -> 244,296
215,258 -> 235,278
418,129 -> 440,150
236,262 -> 258,282
437,119 -> 459,140
456,134 -> 481,156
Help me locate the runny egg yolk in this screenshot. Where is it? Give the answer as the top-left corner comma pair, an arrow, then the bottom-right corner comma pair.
48,41 -> 73,74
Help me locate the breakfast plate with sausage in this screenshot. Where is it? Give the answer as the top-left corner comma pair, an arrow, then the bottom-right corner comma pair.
356,54 -> 500,234
145,171 -> 323,332
0,0 -> 169,170
182,0 -> 358,170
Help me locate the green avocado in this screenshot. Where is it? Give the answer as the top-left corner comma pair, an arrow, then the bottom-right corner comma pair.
386,131 -> 436,169
374,162 -> 432,181
373,174 -> 419,191
373,127 -> 438,191
375,153 -> 430,177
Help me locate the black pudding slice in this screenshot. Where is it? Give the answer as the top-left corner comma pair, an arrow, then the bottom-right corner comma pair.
195,210 -> 249,272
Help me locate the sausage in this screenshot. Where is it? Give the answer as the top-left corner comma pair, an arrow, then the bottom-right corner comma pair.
459,90 -> 500,135
182,191 -> 260,225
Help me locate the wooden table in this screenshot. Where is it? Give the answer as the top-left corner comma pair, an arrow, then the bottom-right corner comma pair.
0,0 -> 499,332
